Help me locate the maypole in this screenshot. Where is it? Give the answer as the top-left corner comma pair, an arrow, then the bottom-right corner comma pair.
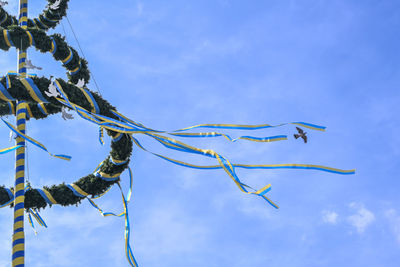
12,0 -> 28,266
0,1 -> 355,266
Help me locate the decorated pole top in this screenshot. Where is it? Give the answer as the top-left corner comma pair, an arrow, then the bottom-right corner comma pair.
0,1 -> 355,266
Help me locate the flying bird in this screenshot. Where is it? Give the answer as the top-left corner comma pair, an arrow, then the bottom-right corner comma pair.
75,78 -> 85,88
294,127 -> 307,143
25,59 -> 42,70
9,130 -> 16,142
48,0 -> 61,10
0,1 -> 8,7
45,80 -> 61,98
61,107 -> 74,120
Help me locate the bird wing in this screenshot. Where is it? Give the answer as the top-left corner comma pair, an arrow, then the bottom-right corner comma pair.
50,0 -> 61,10
302,135 -> 307,143
75,78 -> 85,88
296,127 -> 304,134
61,108 -> 73,120
45,84 -> 60,98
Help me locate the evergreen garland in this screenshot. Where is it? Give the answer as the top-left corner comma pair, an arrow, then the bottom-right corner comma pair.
0,0 -> 133,210
0,0 -> 69,29
0,75 -> 133,210
0,27 -> 90,85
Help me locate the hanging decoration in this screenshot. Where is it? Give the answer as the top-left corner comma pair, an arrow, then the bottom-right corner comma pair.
0,1 -> 355,266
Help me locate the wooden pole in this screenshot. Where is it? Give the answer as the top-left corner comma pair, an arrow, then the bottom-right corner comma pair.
12,1 -> 28,266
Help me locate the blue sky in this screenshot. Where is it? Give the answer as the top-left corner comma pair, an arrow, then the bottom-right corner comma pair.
0,0 -> 399,266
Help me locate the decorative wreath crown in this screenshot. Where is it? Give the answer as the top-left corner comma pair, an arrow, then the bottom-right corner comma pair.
0,1 -> 355,266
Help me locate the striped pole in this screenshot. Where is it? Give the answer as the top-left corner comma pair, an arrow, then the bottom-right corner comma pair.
12,1 -> 28,266
18,0 -> 28,76
12,102 -> 27,267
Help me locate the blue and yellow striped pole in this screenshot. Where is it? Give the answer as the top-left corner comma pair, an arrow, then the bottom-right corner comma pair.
18,0 -> 28,76
12,1 -> 28,266
12,102 -> 27,267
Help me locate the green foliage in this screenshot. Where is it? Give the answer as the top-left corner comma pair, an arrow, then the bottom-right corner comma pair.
0,75 -> 133,209
0,0 -> 70,29
0,0 -> 133,210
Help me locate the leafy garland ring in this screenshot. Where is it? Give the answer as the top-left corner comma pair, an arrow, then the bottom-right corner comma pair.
0,0 -> 132,210
0,75 -> 133,209
0,0 -> 69,30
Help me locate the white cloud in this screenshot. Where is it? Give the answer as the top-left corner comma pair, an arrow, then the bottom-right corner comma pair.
385,209 -> 400,244
135,201 -> 210,259
322,210 -> 338,224
211,189 -> 276,222
347,203 -> 375,234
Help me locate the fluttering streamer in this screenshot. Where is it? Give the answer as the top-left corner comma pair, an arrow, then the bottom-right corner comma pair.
0,76 -> 355,267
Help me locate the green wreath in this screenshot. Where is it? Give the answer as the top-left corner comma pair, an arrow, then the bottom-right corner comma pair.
0,0 -> 132,210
